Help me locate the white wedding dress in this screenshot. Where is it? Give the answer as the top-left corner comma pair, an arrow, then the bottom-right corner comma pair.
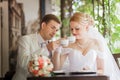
59,27 -> 120,80
61,48 -> 99,72
60,48 -> 120,80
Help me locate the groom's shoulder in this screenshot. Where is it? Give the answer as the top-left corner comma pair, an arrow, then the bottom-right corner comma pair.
19,33 -> 36,42
21,33 -> 36,39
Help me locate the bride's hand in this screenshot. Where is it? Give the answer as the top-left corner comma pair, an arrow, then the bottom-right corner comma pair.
82,66 -> 90,70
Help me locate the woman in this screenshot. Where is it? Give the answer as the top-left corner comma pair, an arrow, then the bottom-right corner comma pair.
52,12 -> 120,80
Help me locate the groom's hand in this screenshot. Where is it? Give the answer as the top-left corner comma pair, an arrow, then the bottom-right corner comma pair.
46,40 -> 60,52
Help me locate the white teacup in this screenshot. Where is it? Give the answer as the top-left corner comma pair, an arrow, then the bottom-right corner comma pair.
60,39 -> 69,47
67,36 -> 76,43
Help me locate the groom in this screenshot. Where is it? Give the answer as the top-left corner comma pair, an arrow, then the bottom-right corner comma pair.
12,14 -> 61,80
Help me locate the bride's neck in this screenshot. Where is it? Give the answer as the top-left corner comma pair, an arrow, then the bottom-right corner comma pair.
76,38 -> 89,45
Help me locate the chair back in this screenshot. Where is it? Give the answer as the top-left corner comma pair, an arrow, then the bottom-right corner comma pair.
113,53 -> 120,69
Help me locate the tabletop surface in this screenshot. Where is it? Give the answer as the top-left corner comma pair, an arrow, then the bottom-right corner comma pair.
27,73 -> 109,80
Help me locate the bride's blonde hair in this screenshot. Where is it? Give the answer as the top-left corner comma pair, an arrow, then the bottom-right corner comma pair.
70,12 -> 94,27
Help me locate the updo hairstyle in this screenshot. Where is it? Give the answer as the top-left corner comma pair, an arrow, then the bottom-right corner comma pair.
70,12 -> 94,27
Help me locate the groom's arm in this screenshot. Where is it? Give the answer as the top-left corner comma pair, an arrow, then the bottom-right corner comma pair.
17,36 -> 31,71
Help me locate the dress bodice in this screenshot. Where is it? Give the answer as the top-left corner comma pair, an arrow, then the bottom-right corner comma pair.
62,48 -> 98,72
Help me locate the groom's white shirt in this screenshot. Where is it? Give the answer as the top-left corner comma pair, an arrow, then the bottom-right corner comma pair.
12,32 -> 49,80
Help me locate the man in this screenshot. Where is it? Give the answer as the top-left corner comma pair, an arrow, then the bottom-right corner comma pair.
12,14 -> 61,80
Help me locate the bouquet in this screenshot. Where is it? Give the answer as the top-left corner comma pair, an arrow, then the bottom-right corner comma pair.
28,54 -> 54,77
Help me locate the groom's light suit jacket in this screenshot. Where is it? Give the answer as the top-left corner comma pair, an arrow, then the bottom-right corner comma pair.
12,33 -> 49,80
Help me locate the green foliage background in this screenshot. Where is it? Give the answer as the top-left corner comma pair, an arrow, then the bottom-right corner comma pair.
61,0 -> 120,53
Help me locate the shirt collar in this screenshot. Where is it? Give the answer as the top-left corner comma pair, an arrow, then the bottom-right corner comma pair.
37,32 -> 53,47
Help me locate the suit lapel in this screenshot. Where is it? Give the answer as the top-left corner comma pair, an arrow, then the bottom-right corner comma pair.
30,33 -> 49,56
30,33 -> 40,52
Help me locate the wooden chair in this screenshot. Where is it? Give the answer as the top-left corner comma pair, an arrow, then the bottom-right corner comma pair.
113,53 -> 120,69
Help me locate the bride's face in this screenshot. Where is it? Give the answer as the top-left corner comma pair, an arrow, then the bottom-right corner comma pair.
70,21 -> 87,39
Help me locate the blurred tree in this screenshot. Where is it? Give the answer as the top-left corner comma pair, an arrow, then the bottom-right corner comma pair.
60,0 -> 120,53
60,0 -> 73,37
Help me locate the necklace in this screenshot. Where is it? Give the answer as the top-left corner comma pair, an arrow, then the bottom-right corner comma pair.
77,42 -> 84,49
77,41 -> 90,56
76,40 -> 89,49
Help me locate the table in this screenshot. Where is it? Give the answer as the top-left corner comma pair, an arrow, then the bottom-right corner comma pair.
27,74 -> 109,80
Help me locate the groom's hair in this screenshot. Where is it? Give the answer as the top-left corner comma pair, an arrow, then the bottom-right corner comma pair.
41,14 -> 60,24
40,14 -> 61,27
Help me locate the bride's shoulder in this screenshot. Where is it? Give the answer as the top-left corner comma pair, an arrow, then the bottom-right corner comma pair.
66,42 -> 77,49
90,38 -> 104,51
89,38 -> 100,44
68,42 -> 75,47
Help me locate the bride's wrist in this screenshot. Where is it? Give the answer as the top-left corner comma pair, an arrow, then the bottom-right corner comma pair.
54,46 -> 63,54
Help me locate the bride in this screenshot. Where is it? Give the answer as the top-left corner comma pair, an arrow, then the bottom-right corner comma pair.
52,12 -> 120,80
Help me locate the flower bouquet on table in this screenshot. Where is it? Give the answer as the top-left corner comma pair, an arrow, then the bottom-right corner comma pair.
28,54 -> 54,77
